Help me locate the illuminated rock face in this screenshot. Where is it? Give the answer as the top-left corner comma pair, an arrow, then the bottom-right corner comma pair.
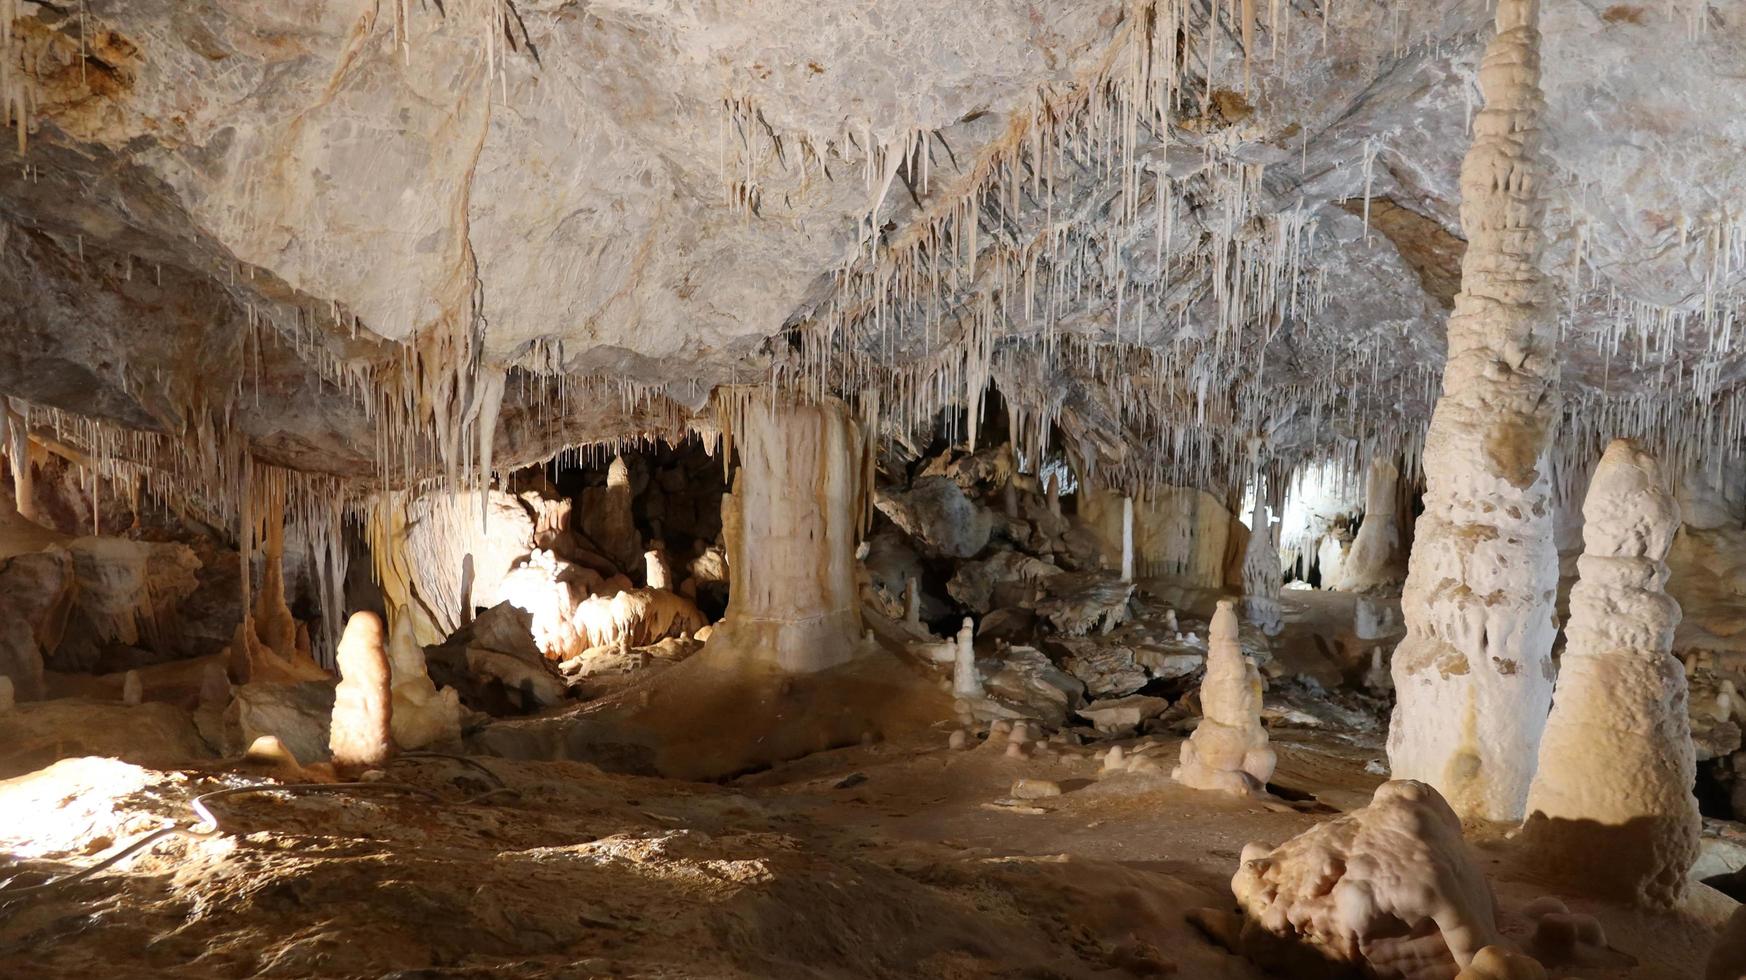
1232,780 -> 1502,980
710,393 -> 868,673
1521,439 -> 1698,908
330,611 -> 393,772
1388,0 -> 1561,824
1173,600 -> 1273,795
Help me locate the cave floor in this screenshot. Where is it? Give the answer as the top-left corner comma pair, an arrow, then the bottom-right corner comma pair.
0,709 -> 1723,979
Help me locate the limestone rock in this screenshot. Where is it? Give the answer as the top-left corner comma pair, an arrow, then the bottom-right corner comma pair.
1052,638 -> 1148,698
1232,780 -> 1501,979
875,476 -> 993,559
1010,779 -> 1063,800
1033,575 -> 1133,636
1076,694 -> 1169,736
980,645 -> 1085,730
225,681 -> 336,765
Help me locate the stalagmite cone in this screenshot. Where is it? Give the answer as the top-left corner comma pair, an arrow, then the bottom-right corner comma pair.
330,611 -> 394,773
1522,439 -> 1697,908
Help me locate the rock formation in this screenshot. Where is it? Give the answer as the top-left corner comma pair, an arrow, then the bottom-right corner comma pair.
1337,455 -> 1406,592
952,617 -> 981,699
1240,481 -> 1284,636
1232,780 -> 1502,979
385,606 -> 463,751
1173,600 -> 1273,795
330,611 -> 394,772
1521,439 -> 1698,907
707,392 -> 867,672
579,456 -> 645,574
1388,0 -> 1561,824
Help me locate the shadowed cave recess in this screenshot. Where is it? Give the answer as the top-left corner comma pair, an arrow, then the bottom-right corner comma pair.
8,1 -> 1746,977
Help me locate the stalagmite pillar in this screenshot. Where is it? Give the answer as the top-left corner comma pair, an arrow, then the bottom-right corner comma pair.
1337,456 -> 1405,592
1387,0 -> 1561,823
1174,599 -> 1275,794
1241,477 -> 1284,636
952,616 -> 981,698
1046,472 -> 1061,517
1120,496 -> 1136,582
1521,440 -> 1698,907
713,392 -> 868,673
330,611 -> 394,772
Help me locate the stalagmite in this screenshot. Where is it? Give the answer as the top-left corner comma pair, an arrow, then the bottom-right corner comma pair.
1521,439 -> 1698,908
1119,495 -> 1135,583
0,674 -> 13,712
1240,487 -> 1283,636
1231,780 -> 1503,979
1173,600 -> 1274,794
952,616 -> 981,698
1045,472 -> 1061,517
644,547 -> 673,590
1388,0 -> 1562,823
330,611 -> 394,772
903,577 -> 920,624
1338,456 -> 1405,592
385,606 -> 463,751
709,392 -> 868,672
581,455 -> 644,574
121,670 -> 141,705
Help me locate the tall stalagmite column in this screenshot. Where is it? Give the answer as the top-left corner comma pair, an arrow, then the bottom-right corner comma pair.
1387,0 -> 1561,823
1336,456 -> 1404,593
714,391 -> 868,673
1522,440 -> 1697,907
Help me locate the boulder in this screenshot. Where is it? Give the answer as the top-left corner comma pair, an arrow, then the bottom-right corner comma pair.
875,476 -> 993,559
1077,694 -> 1170,736
224,681 -> 336,765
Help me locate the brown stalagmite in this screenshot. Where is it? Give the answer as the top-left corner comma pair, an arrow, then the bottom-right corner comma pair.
1387,0 -> 1561,824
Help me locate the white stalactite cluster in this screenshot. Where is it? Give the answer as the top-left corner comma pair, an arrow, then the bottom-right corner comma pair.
1521,439 -> 1698,909
1388,0 -> 1561,825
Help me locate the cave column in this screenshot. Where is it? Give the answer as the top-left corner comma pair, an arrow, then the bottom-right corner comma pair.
1522,440 -> 1698,907
1337,454 -> 1404,592
1387,0 -> 1562,823
713,391 -> 868,673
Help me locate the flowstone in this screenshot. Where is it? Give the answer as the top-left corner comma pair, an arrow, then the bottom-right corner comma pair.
1232,780 -> 1502,979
